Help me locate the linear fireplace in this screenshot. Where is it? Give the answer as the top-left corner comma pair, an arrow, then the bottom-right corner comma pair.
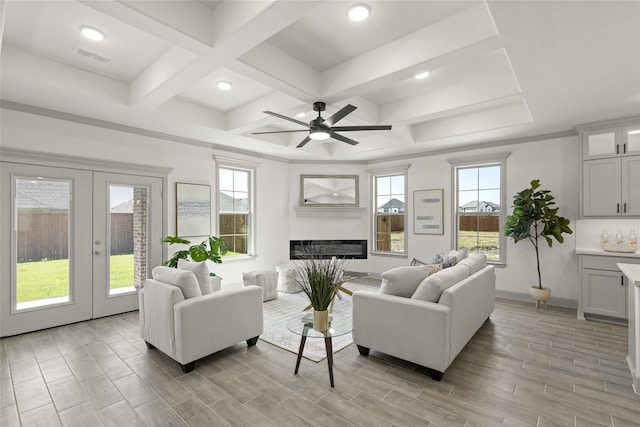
289,240 -> 367,260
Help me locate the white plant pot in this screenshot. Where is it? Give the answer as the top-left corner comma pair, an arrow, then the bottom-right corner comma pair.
530,286 -> 551,309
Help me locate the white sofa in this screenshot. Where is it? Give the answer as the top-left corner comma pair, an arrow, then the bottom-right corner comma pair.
139,265 -> 263,372
352,253 -> 495,380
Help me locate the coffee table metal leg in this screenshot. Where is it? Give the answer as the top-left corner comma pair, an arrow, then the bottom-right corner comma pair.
325,337 -> 334,387
294,335 -> 307,375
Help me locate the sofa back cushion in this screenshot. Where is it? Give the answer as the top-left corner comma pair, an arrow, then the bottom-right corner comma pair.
411,264 -> 470,302
379,265 -> 430,298
178,259 -> 213,295
456,253 -> 487,275
152,266 -> 202,299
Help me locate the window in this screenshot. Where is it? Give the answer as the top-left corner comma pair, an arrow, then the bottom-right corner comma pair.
373,173 -> 407,255
218,167 -> 252,257
451,154 -> 507,263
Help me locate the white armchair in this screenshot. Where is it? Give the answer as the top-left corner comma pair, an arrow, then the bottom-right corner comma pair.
139,266 -> 263,372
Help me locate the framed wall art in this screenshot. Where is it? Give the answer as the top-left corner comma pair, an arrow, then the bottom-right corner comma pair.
176,183 -> 211,237
413,189 -> 444,234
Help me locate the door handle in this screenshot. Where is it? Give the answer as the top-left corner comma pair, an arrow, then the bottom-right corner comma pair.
624,202 -> 627,213
617,203 -> 620,213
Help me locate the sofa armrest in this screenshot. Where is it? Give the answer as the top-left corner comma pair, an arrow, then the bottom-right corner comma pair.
139,279 -> 186,358
173,285 -> 263,364
352,290 -> 451,372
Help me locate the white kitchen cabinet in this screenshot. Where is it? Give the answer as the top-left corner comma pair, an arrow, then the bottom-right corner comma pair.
583,155 -> 640,216
578,254 -> 640,322
582,125 -> 640,160
581,268 -> 626,319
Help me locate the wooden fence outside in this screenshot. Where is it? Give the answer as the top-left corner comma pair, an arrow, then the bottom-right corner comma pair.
16,212 -> 133,262
458,213 -> 500,232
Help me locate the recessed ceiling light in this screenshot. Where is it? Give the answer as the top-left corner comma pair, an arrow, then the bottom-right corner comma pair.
217,81 -> 232,90
296,112 -> 306,118
348,4 -> 370,22
80,26 -> 106,41
415,71 -> 430,80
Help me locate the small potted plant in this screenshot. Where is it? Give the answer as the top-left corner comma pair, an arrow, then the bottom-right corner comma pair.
504,179 -> 573,308
163,235 -> 228,277
292,249 -> 345,331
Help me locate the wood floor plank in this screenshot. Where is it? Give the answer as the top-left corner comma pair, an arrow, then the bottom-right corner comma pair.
2,299 -> 640,426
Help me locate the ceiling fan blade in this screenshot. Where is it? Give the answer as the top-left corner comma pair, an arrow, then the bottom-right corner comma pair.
296,136 -> 312,148
330,132 -> 359,146
330,125 -> 392,132
323,104 -> 357,127
263,111 -> 309,127
251,130 -> 309,135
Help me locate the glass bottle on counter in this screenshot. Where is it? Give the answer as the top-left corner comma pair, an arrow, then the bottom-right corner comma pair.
615,228 -> 625,251
600,229 -> 610,251
630,228 -> 637,252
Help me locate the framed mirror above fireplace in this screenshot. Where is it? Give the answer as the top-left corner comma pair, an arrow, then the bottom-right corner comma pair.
300,175 -> 359,207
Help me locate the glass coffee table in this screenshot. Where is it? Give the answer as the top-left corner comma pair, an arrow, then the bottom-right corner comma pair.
287,314 -> 352,387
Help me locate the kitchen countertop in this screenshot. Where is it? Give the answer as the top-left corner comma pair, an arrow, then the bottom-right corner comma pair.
576,248 -> 640,258
618,263 -> 640,286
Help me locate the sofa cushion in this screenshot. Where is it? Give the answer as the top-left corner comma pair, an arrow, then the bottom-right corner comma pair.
411,264 -> 470,302
457,253 -> 487,275
449,249 -> 468,262
379,265 -> 430,298
178,260 -> 213,295
152,266 -> 202,299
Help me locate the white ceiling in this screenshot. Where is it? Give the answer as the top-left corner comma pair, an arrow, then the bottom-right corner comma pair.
1,1 -> 639,161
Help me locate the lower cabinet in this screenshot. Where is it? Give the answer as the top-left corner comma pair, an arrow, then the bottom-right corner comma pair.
578,254 -> 639,322
581,268 -> 626,319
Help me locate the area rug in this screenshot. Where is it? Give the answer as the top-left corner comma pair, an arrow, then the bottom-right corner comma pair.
260,275 -> 380,362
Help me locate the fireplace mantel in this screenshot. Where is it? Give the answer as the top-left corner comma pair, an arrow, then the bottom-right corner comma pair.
293,207 -> 367,217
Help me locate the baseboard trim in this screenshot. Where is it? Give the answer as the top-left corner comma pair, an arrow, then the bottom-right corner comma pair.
495,290 -> 577,309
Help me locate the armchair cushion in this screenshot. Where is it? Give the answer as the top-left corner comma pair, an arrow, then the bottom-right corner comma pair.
152,266 -> 202,299
178,259 -> 213,294
379,265 -> 430,297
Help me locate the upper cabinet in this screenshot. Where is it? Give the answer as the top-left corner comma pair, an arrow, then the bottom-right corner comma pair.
583,126 -> 640,160
579,118 -> 640,217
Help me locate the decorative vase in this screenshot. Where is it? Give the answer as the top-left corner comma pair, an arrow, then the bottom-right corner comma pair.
530,286 -> 551,309
313,309 -> 329,332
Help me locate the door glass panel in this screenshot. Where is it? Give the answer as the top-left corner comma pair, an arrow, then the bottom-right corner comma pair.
109,185 -> 148,295
588,132 -> 616,156
627,128 -> 640,153
16,178 -> 71,309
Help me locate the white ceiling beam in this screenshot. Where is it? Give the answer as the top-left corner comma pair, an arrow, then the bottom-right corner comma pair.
380,69 -> 522,125
226,92 -> 306,133
129,1 -> 321,110
79,0 -> 214,56
412,101 -> 533,142
320,3 -> 499,99
0,0 -> 7,52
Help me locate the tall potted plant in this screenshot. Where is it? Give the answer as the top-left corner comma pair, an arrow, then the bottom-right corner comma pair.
504,179 -> 573,308
292,249 -> 345,331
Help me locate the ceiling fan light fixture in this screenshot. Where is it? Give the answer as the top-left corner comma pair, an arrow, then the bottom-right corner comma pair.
415,71 -> 430,79
216,81 -> 232,90
348,4 -> 370,22
80,26 -> 106,41
296,112 -> 306,118
310,130 -> 330,140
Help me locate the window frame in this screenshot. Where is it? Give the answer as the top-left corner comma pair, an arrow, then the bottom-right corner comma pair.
448,153 -> 509,264
215,157 -> 258,260
370,167 -> 409,257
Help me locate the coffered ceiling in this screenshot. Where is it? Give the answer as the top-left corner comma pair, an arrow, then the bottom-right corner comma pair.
1,1 -> 638,161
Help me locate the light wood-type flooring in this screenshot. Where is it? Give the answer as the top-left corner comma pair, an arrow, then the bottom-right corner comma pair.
2,298 -> 639,426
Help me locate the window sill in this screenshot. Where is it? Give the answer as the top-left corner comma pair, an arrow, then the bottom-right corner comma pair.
370,251 -> 408,258
220,255 -> 257,264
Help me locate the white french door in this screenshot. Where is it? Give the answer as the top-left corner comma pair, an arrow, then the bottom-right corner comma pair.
92,172 -> 163,318
1,163 -> 164,336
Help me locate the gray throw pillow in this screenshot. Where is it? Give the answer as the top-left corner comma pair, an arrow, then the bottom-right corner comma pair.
152,266 -> 202,299
379,265 -> 430,298
178,259 -> 213,294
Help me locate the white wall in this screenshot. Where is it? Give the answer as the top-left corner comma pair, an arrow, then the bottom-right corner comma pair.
1,109 -> 581,305
0,109 -> 291,285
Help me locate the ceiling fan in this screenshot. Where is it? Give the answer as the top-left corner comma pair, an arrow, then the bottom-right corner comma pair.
252,101 -> 392,148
